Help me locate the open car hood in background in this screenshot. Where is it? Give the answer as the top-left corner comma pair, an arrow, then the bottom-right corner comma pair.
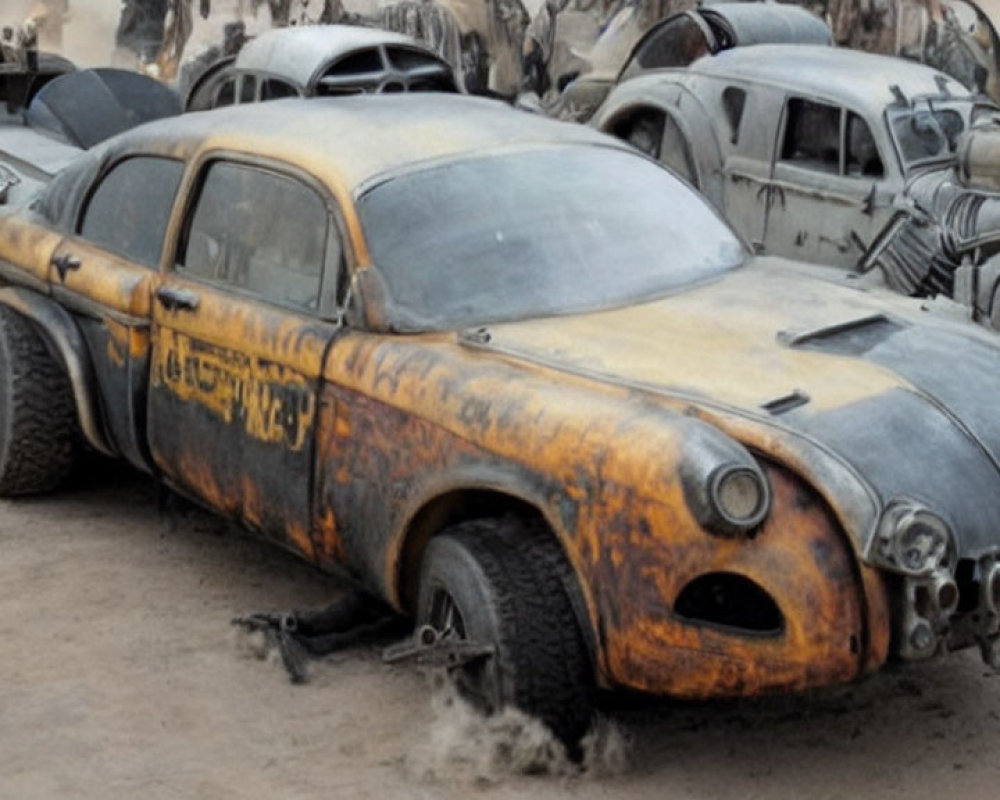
25,68 -> 180,149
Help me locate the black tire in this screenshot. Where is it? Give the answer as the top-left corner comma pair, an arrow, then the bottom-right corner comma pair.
417,517 -> 594,754
0,306 -> 77,495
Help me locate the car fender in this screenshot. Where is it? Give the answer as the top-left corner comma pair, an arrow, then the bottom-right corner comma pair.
595,77 -> 725,206
0,286 -> 115,456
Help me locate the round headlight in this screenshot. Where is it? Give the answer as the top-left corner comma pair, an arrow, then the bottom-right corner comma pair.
891,509 -> 951,575
709,465 -> 770,531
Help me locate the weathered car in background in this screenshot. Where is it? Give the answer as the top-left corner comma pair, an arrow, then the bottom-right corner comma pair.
595,43 -> 1000,325
549,2 -> 830,121
3,95 -> 1000,752
184,24 -> 459,111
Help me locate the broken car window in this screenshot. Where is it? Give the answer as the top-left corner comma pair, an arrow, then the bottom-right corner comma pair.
180,162 -> 328,310
358,146 -> 744,332
889,107 -> 964,166
79,157 -> 184,267
781,98 -> 841,174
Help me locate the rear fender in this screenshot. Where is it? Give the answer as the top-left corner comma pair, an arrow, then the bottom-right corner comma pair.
0,286 -> 115,456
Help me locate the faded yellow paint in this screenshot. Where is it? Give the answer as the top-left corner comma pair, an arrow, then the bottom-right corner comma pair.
0,215 -> 64,284
53,241 -> 154,317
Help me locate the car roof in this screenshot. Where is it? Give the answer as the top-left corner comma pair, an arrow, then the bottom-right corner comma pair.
103,94 -> 623,193
233,24 -> 434,88
688,44 -> 973,115
698,3 -> 832,47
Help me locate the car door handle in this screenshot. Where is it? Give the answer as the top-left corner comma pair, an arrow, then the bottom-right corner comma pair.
156,285 -> 201,312
51,253 -> 81,282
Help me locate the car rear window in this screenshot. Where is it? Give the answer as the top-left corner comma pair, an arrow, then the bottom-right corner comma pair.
78,156 -> 184,267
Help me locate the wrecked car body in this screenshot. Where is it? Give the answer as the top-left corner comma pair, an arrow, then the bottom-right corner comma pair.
184,24 -> 459,111
595,43 -> 1000,322
548,1 -> 831,121
4,95 -> 1000,750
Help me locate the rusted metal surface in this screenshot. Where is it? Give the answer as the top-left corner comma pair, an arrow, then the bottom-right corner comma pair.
3,96 -> 1000,705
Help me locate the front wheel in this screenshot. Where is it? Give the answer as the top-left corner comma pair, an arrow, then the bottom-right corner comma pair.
416,517 -> 594,753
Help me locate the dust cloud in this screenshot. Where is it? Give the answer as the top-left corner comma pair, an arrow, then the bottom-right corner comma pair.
408,672 -> 630,785
1,0 -> 275,68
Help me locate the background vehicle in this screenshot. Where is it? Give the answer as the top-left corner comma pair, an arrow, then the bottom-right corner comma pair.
3,96 -> 1000,752
184,24 -> 459,111
550,2 -> 831,121
595,43 -> 1000,324
1,53 -> 179,207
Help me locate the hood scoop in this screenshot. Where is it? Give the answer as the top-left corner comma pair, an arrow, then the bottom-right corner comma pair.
778,314 -> 907,356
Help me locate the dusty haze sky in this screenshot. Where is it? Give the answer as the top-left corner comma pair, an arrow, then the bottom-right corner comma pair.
3,0 -> 549,68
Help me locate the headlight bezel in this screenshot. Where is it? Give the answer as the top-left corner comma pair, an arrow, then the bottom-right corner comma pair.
871,499 -> 955,577
705,462 -> 772,536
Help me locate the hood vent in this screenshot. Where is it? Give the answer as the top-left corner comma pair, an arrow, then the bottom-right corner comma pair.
779,314 -> 906,356
761,390 -> 810,416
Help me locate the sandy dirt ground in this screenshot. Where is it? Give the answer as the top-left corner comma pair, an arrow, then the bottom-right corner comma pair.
2,462 -> 1000,799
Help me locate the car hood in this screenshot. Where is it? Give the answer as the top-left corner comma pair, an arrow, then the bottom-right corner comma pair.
465,258 -> 1000,560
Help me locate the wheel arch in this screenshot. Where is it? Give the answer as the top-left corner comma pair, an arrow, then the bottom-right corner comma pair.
0,286 -> 115,456
388,481 -> 600,670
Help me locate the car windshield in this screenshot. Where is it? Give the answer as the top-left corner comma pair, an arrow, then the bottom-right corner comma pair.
888,102 -> 972,168
357,146 -> 745,332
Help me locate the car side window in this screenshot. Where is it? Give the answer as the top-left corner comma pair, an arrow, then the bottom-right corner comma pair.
239,75 -> 257,103
179,161 -> 330,310
78,157 -> 184,267
215,78 -> 236,107
845,112 -> 884,178
722,86 -> 746,145
781,98 -> 841,174
261,78 -> 298,101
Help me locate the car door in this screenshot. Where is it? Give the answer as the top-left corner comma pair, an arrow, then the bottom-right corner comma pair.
47,155 -> 185,469
763,96 -> 895,267
719,83 -> 785,251
146,157 -> 343,556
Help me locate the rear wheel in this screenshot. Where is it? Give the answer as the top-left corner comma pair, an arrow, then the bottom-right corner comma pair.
0,306 -> 77,495
416,517 -> 594,754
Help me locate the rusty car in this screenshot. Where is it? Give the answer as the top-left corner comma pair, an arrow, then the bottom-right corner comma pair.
593,43 -> 1000,325
4,95 -> 1000,751
184,24 -> 459,112
543,1 -> 831,122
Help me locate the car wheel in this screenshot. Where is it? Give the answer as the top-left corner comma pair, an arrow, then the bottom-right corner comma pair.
417,517 -> 594,754
0,306 -> 77,495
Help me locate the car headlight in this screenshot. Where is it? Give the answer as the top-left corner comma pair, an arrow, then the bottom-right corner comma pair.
707,464 -> 771,534
872,501 -> 954,576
